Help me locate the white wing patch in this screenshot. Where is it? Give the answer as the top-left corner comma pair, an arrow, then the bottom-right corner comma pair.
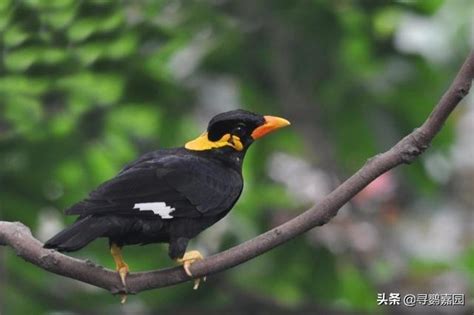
133,202 -> 175,219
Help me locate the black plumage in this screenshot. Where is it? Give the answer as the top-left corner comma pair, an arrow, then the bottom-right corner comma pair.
46,147 -> 243,258
44,109 -> 290,289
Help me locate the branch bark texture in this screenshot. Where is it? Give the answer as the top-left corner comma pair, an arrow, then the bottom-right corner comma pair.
1,51 -> 473,295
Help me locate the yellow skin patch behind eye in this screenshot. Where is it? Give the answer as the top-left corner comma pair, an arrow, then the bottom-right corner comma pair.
185,132 -> 244,151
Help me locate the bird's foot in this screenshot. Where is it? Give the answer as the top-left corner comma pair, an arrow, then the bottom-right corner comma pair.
116,264 -> 129,304
120,293 -> 127,304
117,264 -> 129,287
176,250 -> 206,290
110,243 -> 129,304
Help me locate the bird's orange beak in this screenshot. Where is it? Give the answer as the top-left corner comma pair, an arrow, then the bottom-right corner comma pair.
251,115 -> 291,140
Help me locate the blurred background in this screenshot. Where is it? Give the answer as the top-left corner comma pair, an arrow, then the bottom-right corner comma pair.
0,0 -> 473,314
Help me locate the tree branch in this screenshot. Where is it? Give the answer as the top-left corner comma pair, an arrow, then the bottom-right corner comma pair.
1,51 -> 473,295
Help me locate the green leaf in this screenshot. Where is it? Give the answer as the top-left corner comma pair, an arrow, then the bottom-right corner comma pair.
4,25 -> 29,47
407,0 -> 445,14
106,33 -> 138,59
103,132 -> 137,166
41,7 -> 76,29
85,143 -> 120,184
98,11 -> 124,32
4,46 -> 69,71
41,48 -> 68,64
145,35 -> 190,81
106,104 -> 162,137
4,95 -> 43,134
4,49 -> 38,71
338,264 -> 377,311
67,11 -> 124,42
67,18 -> 100,42
0,13 -> 10,31
408,259 -> 451,276
373,7 -> 402,39
456,247 -> 474,288
49,114 -> 76,136
0,0 -> 11,11
0,76 -> 49,96
23,0 -> 75,9
58,72 -> 125,104
75,42 -> 105,65
55,159 -> 88,194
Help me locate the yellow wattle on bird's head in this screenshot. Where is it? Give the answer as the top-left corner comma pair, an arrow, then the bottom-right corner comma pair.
185,110 -> 290,152
185,132 -> 244,151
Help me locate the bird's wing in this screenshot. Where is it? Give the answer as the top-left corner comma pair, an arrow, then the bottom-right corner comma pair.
65,154 -> 242,219
163,155 -> 243,215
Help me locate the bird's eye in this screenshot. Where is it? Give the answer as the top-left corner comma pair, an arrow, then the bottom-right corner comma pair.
232,124 -> 246,137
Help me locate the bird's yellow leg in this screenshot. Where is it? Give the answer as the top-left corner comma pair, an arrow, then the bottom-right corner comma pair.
110,243 -> 129,304
176,250 -> 206,290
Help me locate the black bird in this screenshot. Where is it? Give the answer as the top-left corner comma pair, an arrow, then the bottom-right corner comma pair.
44,109 -> 290,299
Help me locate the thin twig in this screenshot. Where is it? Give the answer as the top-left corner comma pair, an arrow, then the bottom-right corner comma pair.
0,51 -> 473,295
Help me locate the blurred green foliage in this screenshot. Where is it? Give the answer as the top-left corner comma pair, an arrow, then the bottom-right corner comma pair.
0,1 -> 472,314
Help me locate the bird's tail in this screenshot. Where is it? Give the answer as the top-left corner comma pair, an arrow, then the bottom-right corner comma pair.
44,215 -> 109,252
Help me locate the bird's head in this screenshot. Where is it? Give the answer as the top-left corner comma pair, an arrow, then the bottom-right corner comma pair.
185,110 -> 290,152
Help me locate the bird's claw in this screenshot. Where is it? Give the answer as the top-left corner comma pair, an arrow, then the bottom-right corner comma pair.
117,266 -> 129,304
111,243 -> 130,303
120,293 -> 127,304
118,265 -> 128,287
177,250 -> 206,290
